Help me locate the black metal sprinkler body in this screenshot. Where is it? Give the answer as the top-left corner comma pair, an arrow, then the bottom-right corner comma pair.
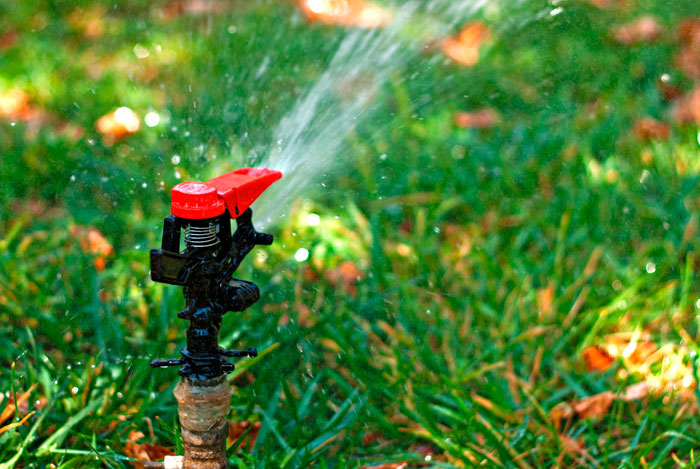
150,168 -> 282,381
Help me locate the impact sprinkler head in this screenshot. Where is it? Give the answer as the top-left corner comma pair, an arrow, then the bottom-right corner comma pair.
150,167 -> 282,381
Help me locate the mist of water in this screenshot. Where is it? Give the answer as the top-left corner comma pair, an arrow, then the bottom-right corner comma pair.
254,0 -> 491,227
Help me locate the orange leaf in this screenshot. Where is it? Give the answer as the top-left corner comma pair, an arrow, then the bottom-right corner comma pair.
0,384 -> 37,427
612,16 -> 662,45
0,90 -> 32,121
299,0 -> 391,28
228,421 -> 261,450
632,117 -> 670,141
142,442 -> 174,460
453,109 -> 500,129
675,18 -> 700,80
324,261 -> 364,296
96,107 -> 140,143
583,346 -> 615,372
441,22 -> 490,67
0,410 -> 36,436
671,86 -> 700,126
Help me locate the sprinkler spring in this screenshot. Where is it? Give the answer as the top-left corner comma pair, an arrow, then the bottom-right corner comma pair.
150,168 -> 282,381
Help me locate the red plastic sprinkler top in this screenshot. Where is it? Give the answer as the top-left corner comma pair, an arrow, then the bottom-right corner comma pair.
170,168 -> 282,220
206,167 -> 282,218
171,182 -> 225,219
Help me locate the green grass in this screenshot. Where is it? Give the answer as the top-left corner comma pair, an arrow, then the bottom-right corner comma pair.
2,0 -> 700,467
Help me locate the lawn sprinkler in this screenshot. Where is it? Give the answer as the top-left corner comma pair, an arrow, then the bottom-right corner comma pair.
150,168 -> 282,469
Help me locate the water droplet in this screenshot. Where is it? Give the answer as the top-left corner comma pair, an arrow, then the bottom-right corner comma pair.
144,111 -> 160,127
133,44 -> 149,59
227,25 -> 237,34
306,213 -> 320,226
71,387 -> 79,395
294,248 -> 309,262
171,155 -> 181,165
70,175 -> 76,182
142,182 -> 147,188
645,262 -> 656,274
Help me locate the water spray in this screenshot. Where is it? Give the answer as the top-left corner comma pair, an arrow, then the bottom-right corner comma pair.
149,168 -> 282,468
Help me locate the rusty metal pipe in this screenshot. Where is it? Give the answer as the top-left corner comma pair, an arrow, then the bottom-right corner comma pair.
174,376 -> 232,468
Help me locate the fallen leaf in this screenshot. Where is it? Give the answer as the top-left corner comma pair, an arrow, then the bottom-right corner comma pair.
68,225 -> 115,271
96,107 -> 141,144
0,410 -> 36,436
441,22 -> 491,66
299,0 -> 392,28
228,421 -> 261,450
142,443 -> 174,460
159,0 -> 230,20
583,346 -> 615,372
360,464 -> 408,469
324,261 -> 364,296
0,30 -> 18,50
536,284 -> 554,318
0,90 -> 33,120
585,0 -> 629,9
67,6 -> 106,39
361,430 -> 383,446
612,16 -> 662,45
0,384 -> 37,427
453,109 -> 500,128
550,382 -> 648,424
671,86 -> 700,126
675,18 -> 700,79
632,117 -> 670,141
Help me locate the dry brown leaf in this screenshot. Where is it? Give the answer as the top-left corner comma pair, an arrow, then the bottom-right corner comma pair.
0,384 -> 37,427
0,90 -> 33,121
67,6 -> 106,39
228,421 -> 261,450
159,0 -> 231,20
125,441 -> 150,468
675,18 -> 700,79
441,22 -> 491,66
360,464 -> 408,469
0,30 -> 18,50
573,392 -> 615,419
582,346 -> 615,372
585,0 -> 630,9
96,107 -> 140,144
69,225 -> 114,271
536,284 -> 554,318
141,442 -> 174,460
550,382 -> 648,424
361,430 -> 383,446
612,16 -> 662,45
324,261 -> 364,296
453,109 -> 500,129
299,0 -> 391,28
0,410 -> 36,436
632,117 -> 670,141
671,86 -> 700,126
